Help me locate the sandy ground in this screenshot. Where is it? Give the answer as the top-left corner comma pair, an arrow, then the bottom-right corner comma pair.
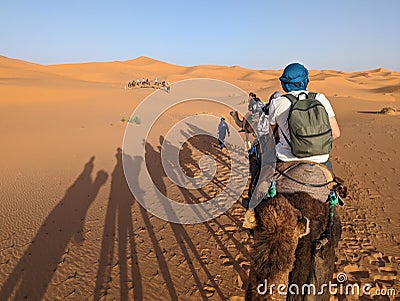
0,55 -> 399,300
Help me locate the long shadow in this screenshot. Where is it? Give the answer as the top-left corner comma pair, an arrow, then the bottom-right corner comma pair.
356,109 -> 398,114
141,142 -> 180,300
356,110 -> 385,114
145,136 -> 249,299
145,141 -> 213,300
94,148 -> 143,301
166,133 -> 250,277
0,157 -> 108,301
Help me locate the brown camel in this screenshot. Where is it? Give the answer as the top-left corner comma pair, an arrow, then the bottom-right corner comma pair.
246,194 -> 310,300
229,111 -> 257,149
229,110 -> 255,134
246,192 -> 341,301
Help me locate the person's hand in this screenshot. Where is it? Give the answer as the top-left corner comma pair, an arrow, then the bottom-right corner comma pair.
252,181 -> 271,202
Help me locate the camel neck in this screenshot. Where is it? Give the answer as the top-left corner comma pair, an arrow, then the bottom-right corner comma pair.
255,270 -> 291,301
267,272 -> 290,301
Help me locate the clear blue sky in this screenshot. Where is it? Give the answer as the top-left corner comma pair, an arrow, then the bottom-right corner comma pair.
1,0 -> 399,71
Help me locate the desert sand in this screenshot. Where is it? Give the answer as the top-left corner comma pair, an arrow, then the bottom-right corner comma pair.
0,55 -> 399,300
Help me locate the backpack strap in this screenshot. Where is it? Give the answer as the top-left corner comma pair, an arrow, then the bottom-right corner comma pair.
280,127 -> 292,147
308,92 -> 317,99
282,93 -> 298,104
279,94 -> 299,148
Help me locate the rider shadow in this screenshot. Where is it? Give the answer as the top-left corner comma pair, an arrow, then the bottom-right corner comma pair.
145,140 -> 221,300
94,148 -> 143,301
0,157 -> 108,301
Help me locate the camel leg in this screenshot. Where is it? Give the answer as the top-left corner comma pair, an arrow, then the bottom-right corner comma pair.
245,132 -> 251,149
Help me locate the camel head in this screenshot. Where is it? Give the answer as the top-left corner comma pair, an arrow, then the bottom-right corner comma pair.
252,195 -> 310,284
229,110 -> 238,117
229,110 -> 247,131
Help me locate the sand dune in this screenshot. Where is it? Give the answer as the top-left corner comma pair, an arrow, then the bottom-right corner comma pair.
0,56 -> 399,300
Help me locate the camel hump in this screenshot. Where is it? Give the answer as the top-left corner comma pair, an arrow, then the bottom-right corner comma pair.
275,161 -> 331,202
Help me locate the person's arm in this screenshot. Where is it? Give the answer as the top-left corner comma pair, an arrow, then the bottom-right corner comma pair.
329,116 -> 340,139
317,93 -> 340,140
268,100 -> 281,143
243,111 -> 251,121
270,124 -> 280,143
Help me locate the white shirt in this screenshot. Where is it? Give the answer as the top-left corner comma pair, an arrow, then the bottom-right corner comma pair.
257,111 -> 270,136
268,90 -> 335,163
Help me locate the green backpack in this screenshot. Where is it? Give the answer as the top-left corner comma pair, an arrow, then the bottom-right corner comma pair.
281,92 -> 333,158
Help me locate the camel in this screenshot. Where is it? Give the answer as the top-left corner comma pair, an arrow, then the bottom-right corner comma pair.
230,111 -> 254,133
246,191 -> 341,301
244,157 -> 343,301
229,111 -> 256,149
245,194 -> 310,300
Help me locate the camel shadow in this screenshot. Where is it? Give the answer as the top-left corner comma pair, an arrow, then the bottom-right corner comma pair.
0,157 -> 108,301
94,148 -> 143,300
144,136 -> 249,300
95,146 -> 181,301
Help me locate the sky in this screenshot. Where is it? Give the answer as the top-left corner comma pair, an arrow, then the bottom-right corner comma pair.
1,0 -> 399,71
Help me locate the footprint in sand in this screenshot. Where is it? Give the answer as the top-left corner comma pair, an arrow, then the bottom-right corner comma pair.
222,258 -> 233,266
218,254 -> 233,266
229,296 -> 245,301
361,243 -> 376,251
202,285 -> 215,298
377,267 -> 398,278
224,226 -> 237,232
215,229 -> 225,236
200,248 -> 212,264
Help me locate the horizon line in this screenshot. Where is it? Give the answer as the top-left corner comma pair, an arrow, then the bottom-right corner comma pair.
0,54 -> 396,73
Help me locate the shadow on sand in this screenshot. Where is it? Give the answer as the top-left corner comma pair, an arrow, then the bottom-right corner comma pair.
143,133 -> 249,300
1,134 -> 249,300
94,148 -> 143,300
0,157 -> 108,300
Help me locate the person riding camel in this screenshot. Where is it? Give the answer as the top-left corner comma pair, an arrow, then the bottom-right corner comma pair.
242,91 -> 282,209
240,92 -> 264,132
268,62 -> 340,170
243,63 -> 344,237
247,63 -> 341,210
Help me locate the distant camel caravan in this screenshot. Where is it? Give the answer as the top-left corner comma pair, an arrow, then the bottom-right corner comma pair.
126,78 -> 170,92
244,161 -> 345,301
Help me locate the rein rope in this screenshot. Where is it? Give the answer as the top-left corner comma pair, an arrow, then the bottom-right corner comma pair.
273,161 -> 346,248
275,162 -> 335,188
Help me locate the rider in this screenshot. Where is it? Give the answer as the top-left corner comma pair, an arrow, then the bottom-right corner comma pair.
257,91 -> 282,137
268,63 -> 340,170
244,66 -> 341,229
240,92 -> 264,132
245,91 -> 282,207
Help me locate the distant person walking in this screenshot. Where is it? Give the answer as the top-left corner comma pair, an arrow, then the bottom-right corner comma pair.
217,117 -> 230,149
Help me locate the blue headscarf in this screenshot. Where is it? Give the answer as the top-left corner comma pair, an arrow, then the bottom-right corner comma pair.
279,63 -> 309,92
